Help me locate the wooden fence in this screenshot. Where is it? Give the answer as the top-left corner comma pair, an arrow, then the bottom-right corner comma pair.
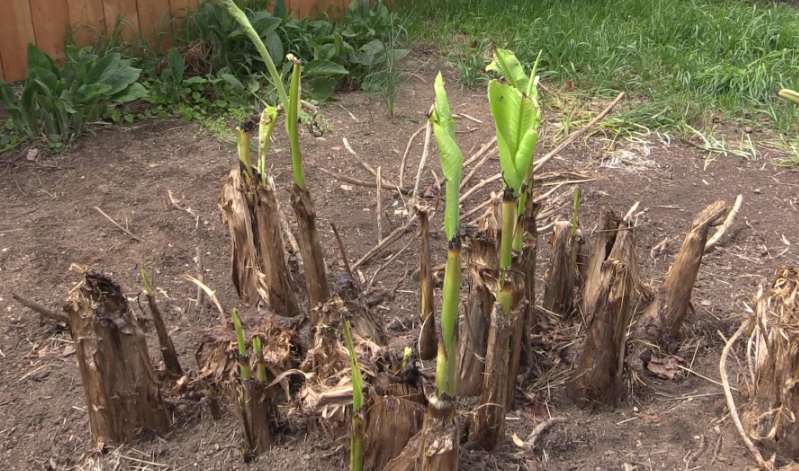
0,0 -> 352,82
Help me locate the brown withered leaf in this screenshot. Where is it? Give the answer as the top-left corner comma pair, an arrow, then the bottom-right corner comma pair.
647,355 -> 687,380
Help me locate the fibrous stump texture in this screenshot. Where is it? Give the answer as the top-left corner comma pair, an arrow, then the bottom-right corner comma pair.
254,183 -> 300,316
636,200 -> 726,345
291,184 -> 331,319
219,169 -> 261,306
473,302 -> 514,450
64,271 -> 168,444
744,267 -> 799,459
231,379 -> 272,455
458,212 -> 498,396
418,208 -> 437,361
363,383 -> 425,470
569,260 -> 634,406
543,221 -> 575,316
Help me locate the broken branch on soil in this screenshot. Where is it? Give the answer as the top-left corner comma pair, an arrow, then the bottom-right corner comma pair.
167,190 -> 199,226
463,137 -> 497,168
94,206 -> 142,242
522,417 -> 566,453
532,91 -> 626,173
399,125 -> 426,189
706,194 -> 742,251
317,167 -> 409,195
352,215 -> 418,270
193,247 -> 205,313
11,292 -> 69,324
376,166 -> 383,243
411,111 -> 434,205
366,238 -> 413,292
331,222 -> 353,279
460,147 -> 497,190
343,137 -> 405,192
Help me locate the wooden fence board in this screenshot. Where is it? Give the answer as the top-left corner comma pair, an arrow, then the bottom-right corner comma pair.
137,0 -> 173,51
169,0 -> 200,38
30,0 -> 70,65
67,0 -> 106,48
0,0 -> 37,82
102,0 -> 140,42
3,0 -> 352,81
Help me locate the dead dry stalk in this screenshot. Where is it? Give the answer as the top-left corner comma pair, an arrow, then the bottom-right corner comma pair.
636,200 -> 727,345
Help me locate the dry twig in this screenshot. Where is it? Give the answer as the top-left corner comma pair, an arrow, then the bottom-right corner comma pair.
411,112 -> 434,204
719,324 -> 775,471
399,125 -> 426,189
11,292 -> 69,324
317,167 -> 409,194
94,206 -> 142,242
706,194 -> 742,251
331,222 -> 353,279
376,166 -> 383,243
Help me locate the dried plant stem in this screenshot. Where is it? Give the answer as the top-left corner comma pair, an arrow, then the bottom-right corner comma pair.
94,206 -> 142,242
11,292 -> 69,324
463,137 -> 497,168
317,167 -> 408,194
330,222 -> 353,278
706,194 -> 742,251
399,125 -> 426,189
460,147 -> 497,190
352,215 -> 418,270
412,117 -> 433,204
376,166 -> 383,243
719,323 -> 775,471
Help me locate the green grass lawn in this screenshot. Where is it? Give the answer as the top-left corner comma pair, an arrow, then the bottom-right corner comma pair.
399,0 -> 799,136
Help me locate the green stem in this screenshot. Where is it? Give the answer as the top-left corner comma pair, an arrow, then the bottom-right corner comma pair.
351,415 -> 363,471
571,188 -> 581,267
438,241 -> 461,397
252,337 -> 267,382
343,320 -> 364,471
498,284 -> 513,315
140,264 -> 152,296
401,346 -> 412,370
500,191 -> 517,288
217,0 -> 288,109
257,107 -> 278,185
231,308 -> 251,380
287,58 -> 305,189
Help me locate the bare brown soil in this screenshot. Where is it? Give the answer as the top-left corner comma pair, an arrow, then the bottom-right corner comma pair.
1,54 -> 798,470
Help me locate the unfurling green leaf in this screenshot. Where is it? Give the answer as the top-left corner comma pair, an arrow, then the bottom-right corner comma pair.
488,80 -> 540,195
487,48 -> 529,93
430,72 -> 463,241
343,320 -> 363,412
258,106 -> 278,177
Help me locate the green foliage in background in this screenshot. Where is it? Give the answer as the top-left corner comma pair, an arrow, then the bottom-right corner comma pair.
0,44 -> 145,151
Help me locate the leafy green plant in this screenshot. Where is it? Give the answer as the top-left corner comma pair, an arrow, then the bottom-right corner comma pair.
176,0 -> 404,103
450,39 -> 490,88
0,44 -> 145,149
486,49 -> 541,307
429,72 -> 463,398
343,320 -> 364,471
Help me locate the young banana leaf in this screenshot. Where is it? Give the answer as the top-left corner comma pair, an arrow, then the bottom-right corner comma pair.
488,79 -> 540,196
429,72 -> 463,397
430,72 -> 463,241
